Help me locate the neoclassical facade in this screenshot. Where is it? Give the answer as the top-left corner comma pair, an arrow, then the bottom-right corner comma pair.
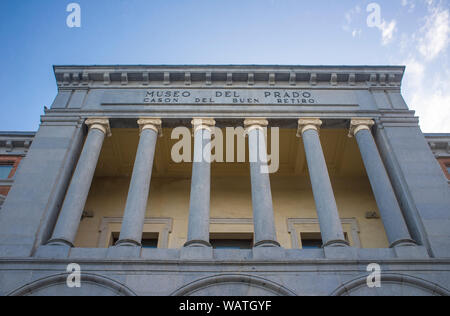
0,65 -> 449,296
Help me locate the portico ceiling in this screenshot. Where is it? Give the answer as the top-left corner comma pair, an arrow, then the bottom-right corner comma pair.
94,128 -> 367,178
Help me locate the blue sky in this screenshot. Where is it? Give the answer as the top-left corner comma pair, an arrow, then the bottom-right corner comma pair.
0,0 -> 448,132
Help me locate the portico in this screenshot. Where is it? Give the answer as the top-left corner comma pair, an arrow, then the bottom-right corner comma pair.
47,115 -> 415,251
2,65 -> 449,296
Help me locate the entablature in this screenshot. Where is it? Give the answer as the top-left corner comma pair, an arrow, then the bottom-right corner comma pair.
53,65 -> 405,90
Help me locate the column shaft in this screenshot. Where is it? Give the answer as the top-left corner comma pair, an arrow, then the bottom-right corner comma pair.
350,119 -> 415,247
246,119 -> 280,247
298,119 -> 348,247
48,118 -> 110,247
185,118 -> 215,247
116,119 -> 161,247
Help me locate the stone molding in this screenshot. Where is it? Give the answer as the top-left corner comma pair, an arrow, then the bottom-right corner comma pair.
54,65 -> 405,89
244,118 -> 268,134
85,118 -> 112,137
425,134 -> 450,158
191,118 -> 216,134
8,272 -> 137,296
297,118 -> 323,137
137,118 -> 162,136
287,218 -> 361,248
0,132 -> 34,155
98,217 -> 173,249
170,273 -> 297,296
348,118 -> 375,137
330,273 -> 450,296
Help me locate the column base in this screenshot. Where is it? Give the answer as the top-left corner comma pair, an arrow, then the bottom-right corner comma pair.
46,238 -> 74,248
389,239 -> 417,248
184,240 -> 212,248
115,239 -> 141,247
254,240 -> 281,248
322,240 -> 349,248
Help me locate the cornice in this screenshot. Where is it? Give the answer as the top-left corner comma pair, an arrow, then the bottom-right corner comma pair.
0,132 -> 35,153
53,65 -> 405,90
425,134 -> 450,158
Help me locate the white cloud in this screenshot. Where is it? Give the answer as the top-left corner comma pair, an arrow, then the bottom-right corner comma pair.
401,0 -> 416,11
398,1 -> 450,132
352,29 -> 362,38
377,19 -> 397,45
343,5 -> 362,32
417,4 -> 450,61
403,59 -> 450,132
403,57 -> 426,86
408,80 -> 450,132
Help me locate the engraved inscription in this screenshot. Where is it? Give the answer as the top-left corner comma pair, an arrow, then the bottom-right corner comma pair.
142,89 -> 316,105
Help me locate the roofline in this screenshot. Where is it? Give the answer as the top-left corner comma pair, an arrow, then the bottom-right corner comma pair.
0,131 -> 36,136
424,133 -> 450,137
53,64 -> 406,71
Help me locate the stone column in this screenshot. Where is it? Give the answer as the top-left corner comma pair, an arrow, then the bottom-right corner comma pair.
184,118 -> 215,247
349,119 -> 416,247
47,118 -> 111,247
297,118 -> 348,247
116,118 -> 162,247
245,119 -> 280,247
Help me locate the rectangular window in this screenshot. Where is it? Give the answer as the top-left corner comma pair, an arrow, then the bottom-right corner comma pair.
446,165 -> 450,174
210,233 -> 253,249
112,232 -> 159,248
300,233 -> 323,249
300,232 -> 349,249
0,165 -> 13,180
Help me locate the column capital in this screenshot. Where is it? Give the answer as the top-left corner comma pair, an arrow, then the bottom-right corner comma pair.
244,118 -> 268,134
85,118 -> 111,137
348,118 -> 375,137
191,117 -> 216,133
138,118 -> 162,136
297,118 -> 322,137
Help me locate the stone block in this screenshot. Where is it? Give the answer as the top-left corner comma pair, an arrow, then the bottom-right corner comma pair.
106,246 -> 141,259
180,246 -> 213,260
324,246 -> 358,260
213,249 -> 252,261
140,248 -> 180,260
69,248 -> 108,259
34,245 -> 71,259
252,247 -> 286,261
394,245 -> 429,259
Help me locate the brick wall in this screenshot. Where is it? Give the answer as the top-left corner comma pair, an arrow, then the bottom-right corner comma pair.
437,157 -> 450,180
0,156 -> 22,197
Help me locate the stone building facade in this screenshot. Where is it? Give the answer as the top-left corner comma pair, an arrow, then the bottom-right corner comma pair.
0,132 -> 34,210
0,65 -> 449,296
426,134 -> 450,183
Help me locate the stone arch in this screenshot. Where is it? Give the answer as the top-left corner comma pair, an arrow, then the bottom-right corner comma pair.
331,273 -> 450,296
171,273 -> 297,296
8,273 -> 137,296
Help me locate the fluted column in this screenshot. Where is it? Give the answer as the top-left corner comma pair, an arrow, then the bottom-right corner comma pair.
184,118 -> 215,247
297,118 -> 348,247
245,119 -> 280,247
349,119 -> 416,247
48,118 -> 111,247
116,118 -> 162,247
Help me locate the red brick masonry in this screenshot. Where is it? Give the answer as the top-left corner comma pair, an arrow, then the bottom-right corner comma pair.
437,157 -> 450,180
0,156 -> 22,197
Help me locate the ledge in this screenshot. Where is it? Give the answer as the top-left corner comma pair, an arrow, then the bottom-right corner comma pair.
53,65 -> 405,89
28,245 -> 431,262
